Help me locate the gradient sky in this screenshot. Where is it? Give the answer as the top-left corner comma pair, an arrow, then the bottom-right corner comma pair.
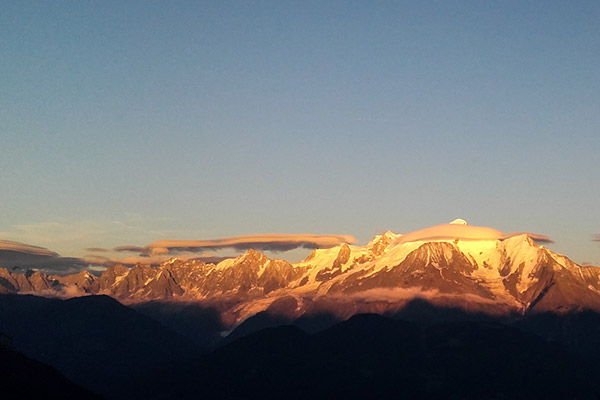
2,1 -> 599,267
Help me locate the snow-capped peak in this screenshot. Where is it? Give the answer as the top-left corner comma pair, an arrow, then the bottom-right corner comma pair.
366,231 -> 400,248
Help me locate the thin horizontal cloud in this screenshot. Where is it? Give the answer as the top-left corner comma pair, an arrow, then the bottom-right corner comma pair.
114,245 -> 147,253
139,234 -> 358,255
0,239 -> 59,257
593,234 -> 600,243
85,247 -> 110,252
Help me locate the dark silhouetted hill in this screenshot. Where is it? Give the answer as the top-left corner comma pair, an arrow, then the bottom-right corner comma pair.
0,332 -> 100,399
120,313 -> 600,400
0,294 -> 201,398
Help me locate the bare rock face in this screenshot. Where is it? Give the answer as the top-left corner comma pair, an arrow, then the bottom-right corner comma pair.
140,269 -> 181,299
97,264 -> 129,291
0,268 -> 18,293
258,259 -> 304,294
332,244 -> 351,269
52,271 -> 98,293
368,231 -> 393,256
5,231 -> 600,329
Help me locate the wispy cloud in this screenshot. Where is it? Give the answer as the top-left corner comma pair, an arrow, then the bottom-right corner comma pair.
592,234 -> 600,243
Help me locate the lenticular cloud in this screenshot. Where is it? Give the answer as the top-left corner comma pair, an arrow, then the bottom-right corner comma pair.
115,233 -> 358,256
0,239 -> 59,256
396,219 -> 553,244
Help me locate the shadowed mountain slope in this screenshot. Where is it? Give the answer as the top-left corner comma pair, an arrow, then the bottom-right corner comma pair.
0,294 -> 202,398
118,313 -> 600,400
0,332 -> 100,399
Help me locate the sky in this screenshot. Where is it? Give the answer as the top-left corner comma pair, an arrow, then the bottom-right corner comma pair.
1,1 -> 599,271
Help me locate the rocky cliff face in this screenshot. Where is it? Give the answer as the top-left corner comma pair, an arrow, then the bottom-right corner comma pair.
2,226 -> 600,327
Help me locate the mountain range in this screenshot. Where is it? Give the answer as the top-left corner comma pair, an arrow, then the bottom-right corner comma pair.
2,220 -> 600,331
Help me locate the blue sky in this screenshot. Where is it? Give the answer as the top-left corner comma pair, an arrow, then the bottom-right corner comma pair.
1,1 -> 599,266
